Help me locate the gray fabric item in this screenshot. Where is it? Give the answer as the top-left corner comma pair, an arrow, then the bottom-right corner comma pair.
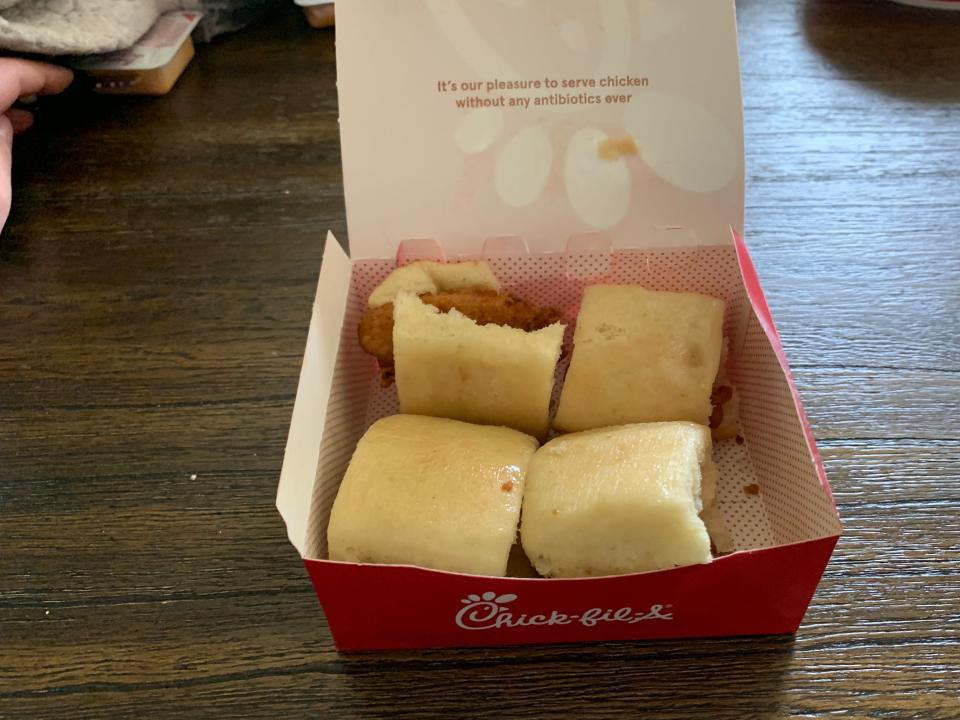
0,0 -> 165,55
0,0 -> 278,54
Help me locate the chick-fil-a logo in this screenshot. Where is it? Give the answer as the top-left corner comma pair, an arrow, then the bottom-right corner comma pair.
455,591 -> 673,631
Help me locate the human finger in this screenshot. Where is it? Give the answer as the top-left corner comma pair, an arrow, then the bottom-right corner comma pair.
0,113 -> 13,231
0,59 -> 73,112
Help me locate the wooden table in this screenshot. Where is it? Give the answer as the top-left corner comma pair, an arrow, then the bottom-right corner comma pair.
2,2 -> 958,717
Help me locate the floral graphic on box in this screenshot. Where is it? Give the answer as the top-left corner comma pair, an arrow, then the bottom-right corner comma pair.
425,0 -> 739,231
456,591 -> 674,631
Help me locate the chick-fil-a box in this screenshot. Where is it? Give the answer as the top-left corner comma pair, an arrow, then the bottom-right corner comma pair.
277,0 -> 841,652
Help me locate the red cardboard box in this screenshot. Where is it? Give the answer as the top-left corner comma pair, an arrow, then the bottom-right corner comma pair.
277,0 -> 841,652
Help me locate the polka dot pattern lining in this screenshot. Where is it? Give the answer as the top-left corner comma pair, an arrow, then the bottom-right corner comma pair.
733,310 -> 842,544
305,270 -> 378,560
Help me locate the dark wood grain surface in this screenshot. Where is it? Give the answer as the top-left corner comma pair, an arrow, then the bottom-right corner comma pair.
2,2 -> 958,718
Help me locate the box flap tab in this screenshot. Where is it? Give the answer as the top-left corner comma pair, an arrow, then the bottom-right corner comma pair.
276,234 -> 352,556
337,0 -> 744,258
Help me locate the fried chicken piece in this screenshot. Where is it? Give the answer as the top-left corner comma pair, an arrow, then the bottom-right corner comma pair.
709,383 -> 740,441
358,290 -> 562,382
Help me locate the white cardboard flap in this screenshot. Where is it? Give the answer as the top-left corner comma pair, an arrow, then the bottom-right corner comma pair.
337,0 -> 744,259
277,234 -> 352,555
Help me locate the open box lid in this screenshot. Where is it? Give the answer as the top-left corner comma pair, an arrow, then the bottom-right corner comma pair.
336,0 -> 744,259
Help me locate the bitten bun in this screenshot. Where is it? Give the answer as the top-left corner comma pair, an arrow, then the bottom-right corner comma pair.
393,293 -> 564,439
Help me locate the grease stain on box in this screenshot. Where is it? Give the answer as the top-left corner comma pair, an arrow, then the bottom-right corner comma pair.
597,135 -> 640,162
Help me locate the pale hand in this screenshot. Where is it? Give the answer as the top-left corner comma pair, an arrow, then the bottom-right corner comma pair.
0,59 -> 73,232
